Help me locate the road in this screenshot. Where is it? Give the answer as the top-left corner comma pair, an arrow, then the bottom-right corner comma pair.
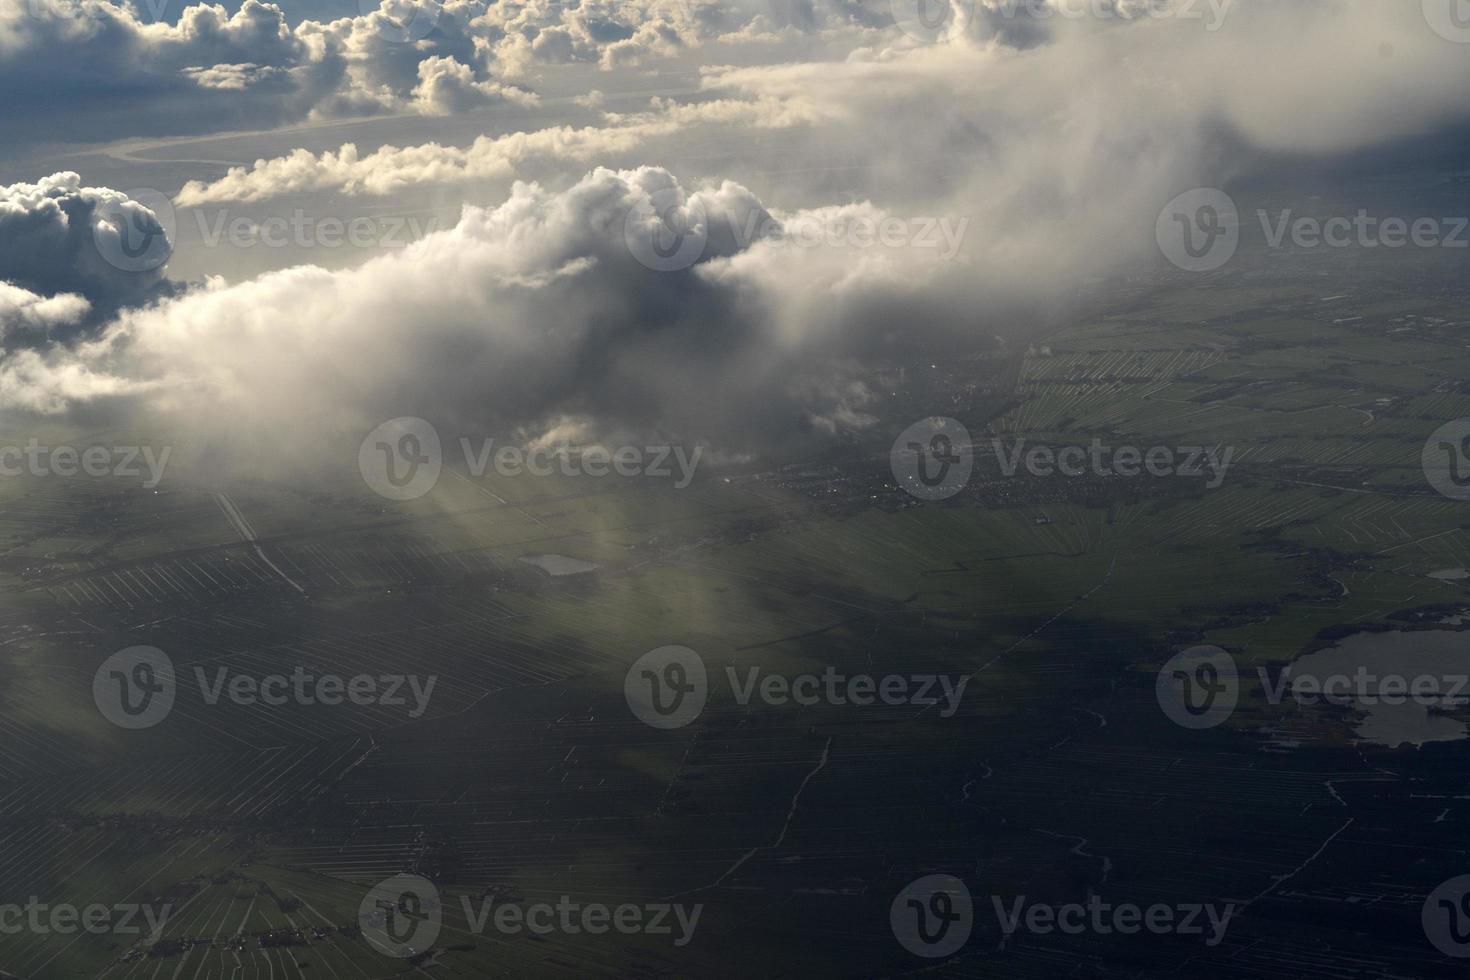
212,490 -> 309,596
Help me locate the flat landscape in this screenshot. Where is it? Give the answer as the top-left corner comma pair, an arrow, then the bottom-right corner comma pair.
0,251 -> 1467,977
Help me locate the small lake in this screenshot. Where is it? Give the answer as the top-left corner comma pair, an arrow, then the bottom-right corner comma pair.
1290,629 -> 1470,748
519,554 -> 600,577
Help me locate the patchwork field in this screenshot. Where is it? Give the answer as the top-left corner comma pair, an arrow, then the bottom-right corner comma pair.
1,272 -> 1469,977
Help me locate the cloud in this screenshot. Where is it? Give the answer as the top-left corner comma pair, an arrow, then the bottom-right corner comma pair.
0,283 -> 91,348
0,0 -> 333,140
410,54 -> 539,115
0,0 -> 533,142
176,1 -> 1470,217
0,173 -> 178,335
0,0 -> 913,151
174,95 -> 821,204
7,1 -> 1470,472
0,0 -> 1049,152
0,166 -> 979,477
470,0 -> 717,75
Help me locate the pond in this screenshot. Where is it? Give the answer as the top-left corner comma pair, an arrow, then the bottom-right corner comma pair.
519,554 -> 600,577
1290,629 -> 1470,748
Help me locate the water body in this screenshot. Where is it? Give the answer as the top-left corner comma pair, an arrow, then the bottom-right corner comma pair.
519,554 -> 600,577
1291,629 -> 1470,748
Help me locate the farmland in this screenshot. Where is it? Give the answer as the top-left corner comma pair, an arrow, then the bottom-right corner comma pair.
0,265 -> 1469,977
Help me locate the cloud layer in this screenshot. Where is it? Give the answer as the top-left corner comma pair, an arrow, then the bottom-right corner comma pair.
4,0 -> 1470,473
0,0 -> 537,142
0,168 -> 962,465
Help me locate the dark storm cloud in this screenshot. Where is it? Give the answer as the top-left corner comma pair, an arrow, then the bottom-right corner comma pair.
0,173 -> 179,342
